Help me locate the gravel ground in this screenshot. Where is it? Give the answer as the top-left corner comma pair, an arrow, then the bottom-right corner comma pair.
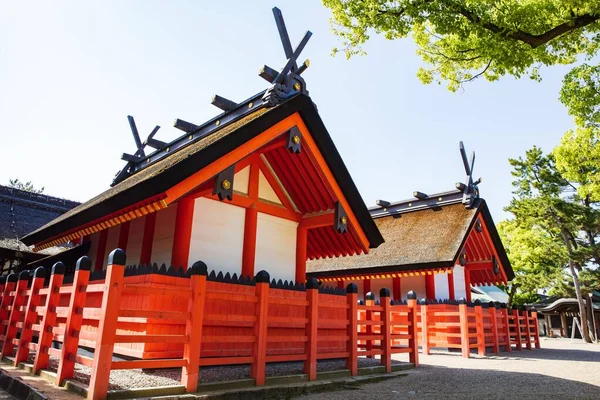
26,352 -> 400,391
298,338 -> 600,400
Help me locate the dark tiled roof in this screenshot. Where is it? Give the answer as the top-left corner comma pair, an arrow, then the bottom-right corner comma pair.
21,95 -> 384,249
0,185 -> 79,240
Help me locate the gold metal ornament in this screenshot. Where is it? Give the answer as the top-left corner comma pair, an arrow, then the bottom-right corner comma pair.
340,216 -> 347,225
221,179 -> 231,190
292,135 -> 300,144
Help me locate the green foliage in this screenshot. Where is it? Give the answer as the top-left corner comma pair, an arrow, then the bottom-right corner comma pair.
8,179 -> 44,194
323,0 -> 600,119
511,291 -> 541,307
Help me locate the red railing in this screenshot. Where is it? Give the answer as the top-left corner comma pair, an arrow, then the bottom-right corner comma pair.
0,249 -> 418,400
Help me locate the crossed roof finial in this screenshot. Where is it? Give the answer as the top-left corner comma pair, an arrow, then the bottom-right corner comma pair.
456,141 -> 481,208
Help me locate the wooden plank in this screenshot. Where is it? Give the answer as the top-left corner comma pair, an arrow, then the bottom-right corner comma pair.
114,334 -> 188,344
304,286 -> 318,380
118,309 -> 187,320
121,285 -> 190,297
181,271 -> 206,393
112,359 -> 186,370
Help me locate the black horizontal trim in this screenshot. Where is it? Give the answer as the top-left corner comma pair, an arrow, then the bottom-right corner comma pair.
307,261 -> 454,279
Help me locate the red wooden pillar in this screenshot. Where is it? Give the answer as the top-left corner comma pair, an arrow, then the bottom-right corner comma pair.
459,299 -> 470,358
531,309 -> 541,349
251,270 -> 270,386
406,291 -> 419,366
474,301 -> 485,356
337,280 -> 344,290
171,196 -> 195,270
33,263 -> 65,374
242,206 -> 258,278
346,283 -> 358,375
447,272 -> 455,300
0,274 -> 17,341
140,213 -> 157,265
489,304 -> 500,354
380,288 -> 392,372
304,279 -> 319,380
365,291 -> 374,359
523,309 -> 532,350
14,268 -> 46,365
181,261 -> 207,392
392,277 -> 401,302
513,307 -> 522,351
425,274 -> 435,300
2,271 -> 29,358
295,226 -> 308,283
420,300 -> 430,355
94,229 -> 108,271
57,257 -> 91,385
118,221 -> 131,252
364,278 -> 371,298
502,305 -> 511,353
88,249 -> 126,400
464,269 -> 472,303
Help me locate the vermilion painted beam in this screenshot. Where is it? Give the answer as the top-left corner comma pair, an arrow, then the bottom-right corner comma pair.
140,213 -> 156,265
270,149 -> 315,212
465,270 -> 472,302
299,150 -> 334,209
118,221 -> 130,252
171,196 -> 195,269
448,272 -> 455,300
296,226 -> 308,283
425,274 -> 435,300
287,148 -> 328,211
321,226 -> 344,258
242,205 -> 258,278
275,147 -> 321,212
312,228 -> 335,258
206,193 -> 302,222
257,136 -> 287,154
364,278 -> 371,297
393,277 -> 401,301
94,230 -> 108,271
258,158 -> 295,210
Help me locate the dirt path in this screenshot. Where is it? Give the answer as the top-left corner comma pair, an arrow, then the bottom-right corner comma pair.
299,338 -> 600,400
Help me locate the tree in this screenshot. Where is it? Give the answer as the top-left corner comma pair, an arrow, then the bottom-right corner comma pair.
507,146 -> 600,342
497,219 -> 566,306
8,179 -> 44,194
323,0 -> 600,110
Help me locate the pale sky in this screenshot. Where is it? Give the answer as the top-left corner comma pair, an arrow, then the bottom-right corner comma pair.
0,1 -> 576,222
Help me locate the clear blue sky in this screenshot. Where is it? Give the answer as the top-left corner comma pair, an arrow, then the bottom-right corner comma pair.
0,1 -> 576,222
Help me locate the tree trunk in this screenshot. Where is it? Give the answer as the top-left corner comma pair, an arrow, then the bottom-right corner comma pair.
507,284 -> 518,308
562,230 -> 592,343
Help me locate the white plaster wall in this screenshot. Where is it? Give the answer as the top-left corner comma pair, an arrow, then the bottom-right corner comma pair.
401,275 -> 426,300
370,278 -> 393,300
102,226 -> 120,267
453,265 -> 467,300
343,279 -> 365,301
126,216 -> 146,266
233,166 -> 250,194
434,272 -> 450,300
150,204 -> 178,266
258,170 -> 281,204
87,232 -> 100,270
255,212 -> 297,282
188,197 -> 245,274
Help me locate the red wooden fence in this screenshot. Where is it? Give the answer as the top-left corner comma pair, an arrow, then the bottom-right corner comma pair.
0,250 -> 419,400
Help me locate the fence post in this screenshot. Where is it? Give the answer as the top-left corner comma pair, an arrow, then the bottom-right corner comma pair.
2,271 -> 29,358
0,276 -> 4,306
488,302 -> 499,354
512,306 -> 522,351
0,274 -> 17,354
474,300 -> 485,356
419,299 -> 430,355
14,267 -> 47,365
346,283 -> 358,376
304,278 -> 319,380
406,291 -> 419,366
458,298 -> 470,358
251,270 -> 269,386
523,308 -> 532,350
33,263 -> 65,374
380,288 -> 392,372
57,256 -> 91,385
531,308 -> 541,349
181,261 -> 208,392
88,249 -> 126,400
501,304 -> 511,353
365,292 -> 374,359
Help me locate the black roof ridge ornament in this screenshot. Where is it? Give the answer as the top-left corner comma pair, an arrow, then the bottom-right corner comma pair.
111,6 -> 312,187
456,141 -> 481,208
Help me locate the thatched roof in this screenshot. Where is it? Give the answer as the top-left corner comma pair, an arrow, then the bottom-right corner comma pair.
307,198 -> 513,279
22,95 -> 383,249
307,202 -> 476,275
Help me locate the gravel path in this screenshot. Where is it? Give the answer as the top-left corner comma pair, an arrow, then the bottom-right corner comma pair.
298,338 -> 600,400
27,352 -> 400,391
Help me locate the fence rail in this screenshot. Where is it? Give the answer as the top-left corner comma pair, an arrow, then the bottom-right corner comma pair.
0,249 -> 419,400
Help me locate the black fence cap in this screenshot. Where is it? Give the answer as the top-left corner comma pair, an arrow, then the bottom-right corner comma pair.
365,292 -> 375,301
18,270 -> 30,280
379,288 -> 390,298
6,273 -> 18,283
76,256 -> 92,271
108,248 -> 126,266
407,290 -> 417,300
306,278 -> 319,290
255,270 -> 270,283
33,266 -> 47,279
346,283 -> 358,294
189,261 -> 208,276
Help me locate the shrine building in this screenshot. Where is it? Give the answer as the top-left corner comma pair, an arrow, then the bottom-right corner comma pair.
307,143 -> 514,302
19,17 -> 384,282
